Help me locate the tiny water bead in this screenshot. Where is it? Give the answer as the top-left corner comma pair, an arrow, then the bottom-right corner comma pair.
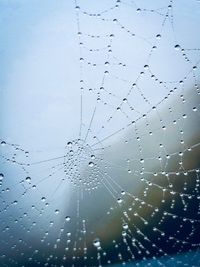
88,161 -> 94,167
1,141 -> 6,146
0,173 -> 4,180
13,200 -> 18,205
67,141 -> 72,147
174,44 -> 181,50
93,238 -> 101,248
65,216 -> 71,222
25,176 -> 31,182
55,209 -> 60,214
156,33 -> 161,39
122,223 -> 128,230
91,154 -> 95,160
117,198 -> 123,204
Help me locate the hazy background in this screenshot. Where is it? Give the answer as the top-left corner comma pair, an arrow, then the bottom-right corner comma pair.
0,1 -> 200,266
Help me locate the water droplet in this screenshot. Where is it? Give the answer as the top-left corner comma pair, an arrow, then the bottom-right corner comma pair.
88,162 -> 94,167
122,231 -> 126,237
123,223 -> 128,230
183,114 -> 187,119
93,238 -> 101,248
26,176 -> 31,182
1,141 -> 6,146
174,44 -> 181,50
69,150 -> 74,156
117,198 -> 123,204
0,173 -> 4,180
67,141 -> 72,147
65,216 -> 71,222
156,34 -> 161,39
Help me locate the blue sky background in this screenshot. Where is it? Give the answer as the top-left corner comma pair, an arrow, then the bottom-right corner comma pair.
1,0 -> 200,152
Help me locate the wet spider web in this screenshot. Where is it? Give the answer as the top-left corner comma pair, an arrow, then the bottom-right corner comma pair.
1,0 -> 200,266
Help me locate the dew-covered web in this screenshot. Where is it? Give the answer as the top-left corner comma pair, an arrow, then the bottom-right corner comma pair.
1,0 -> 200,266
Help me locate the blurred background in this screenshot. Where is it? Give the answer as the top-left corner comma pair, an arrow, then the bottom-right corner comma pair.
0,0 -> 200,266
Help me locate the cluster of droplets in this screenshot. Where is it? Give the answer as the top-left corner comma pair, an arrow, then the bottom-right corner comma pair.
63,139 -> 102,190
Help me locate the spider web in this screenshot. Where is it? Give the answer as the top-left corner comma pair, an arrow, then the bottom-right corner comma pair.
1,0 -> 200,266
